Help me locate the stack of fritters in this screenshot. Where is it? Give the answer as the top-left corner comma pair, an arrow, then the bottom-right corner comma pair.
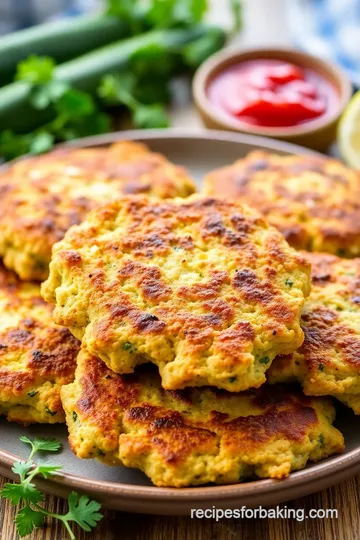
42,192 -> 344,486
0,141 -> 195,428
4,141 -> 360,488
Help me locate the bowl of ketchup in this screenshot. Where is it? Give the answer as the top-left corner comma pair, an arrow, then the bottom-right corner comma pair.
193,48 -> 352,151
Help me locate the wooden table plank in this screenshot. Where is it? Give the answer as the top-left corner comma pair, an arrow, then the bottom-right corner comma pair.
1,473 -> 359,539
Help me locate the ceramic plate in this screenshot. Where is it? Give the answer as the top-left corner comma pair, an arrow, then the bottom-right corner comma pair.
1,129 -> 359,515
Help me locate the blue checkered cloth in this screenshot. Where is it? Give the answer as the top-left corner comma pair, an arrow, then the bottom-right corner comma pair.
288,0 -> 360,87
0,0 -> 99,35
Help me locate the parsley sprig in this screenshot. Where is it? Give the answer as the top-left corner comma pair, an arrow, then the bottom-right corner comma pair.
1,436 -> 103,539
0,0 -> 242,160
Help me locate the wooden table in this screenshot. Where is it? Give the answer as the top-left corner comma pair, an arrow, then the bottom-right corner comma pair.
1,1 -> 358,538
1,474 -> 359,539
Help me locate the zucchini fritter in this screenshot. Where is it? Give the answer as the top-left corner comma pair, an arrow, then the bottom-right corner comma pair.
204,151 -> 360,257
0,265 -> 79,424
0,141 -> 196,281
61,351 -> 344,487
42,195 -> 311,392
268,253 -> 360,412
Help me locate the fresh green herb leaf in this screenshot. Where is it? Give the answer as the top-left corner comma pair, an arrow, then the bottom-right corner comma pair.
16,56 -> 55,84
259,356 -> 270,365
55,89 -> 95,119
63,112 -> 111,140
30,80 -> 70,110
131,43 -> 176,78
30,85 -> 53,110
0,437 -> 103,539
72,411 -> 78,422
133,103 -> 169,128
27,390 -> 38,398
0,130 -> 31,161
1,482 -> 43,505
37,464 -> 63,479
64,492 -> 103,532
228,376 -> 237,383
20,436 -> 62,454
106,0 -> 145,32
318,363 -> 324,372
12,461 -> 33,480
45,406 -> 57,417
29,132 -> 54,155
285,278 -> 294,287
174,0 -> 208,24
134,77 -> 171,105
147,0 -> 178,28
15,506 -> 44,537
98,73 -> 136,107
99,73 -> 169,129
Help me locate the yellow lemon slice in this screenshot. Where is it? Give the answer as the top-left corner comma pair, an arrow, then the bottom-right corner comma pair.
338,90 -> 360,169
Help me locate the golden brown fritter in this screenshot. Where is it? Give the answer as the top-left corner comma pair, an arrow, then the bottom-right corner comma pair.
203,151 -> 360,257
61,350 -> 344,487
0,141 -> 196,281
42,195 -> 311,392
268,252 -> 360,413
0,265 -> 79,424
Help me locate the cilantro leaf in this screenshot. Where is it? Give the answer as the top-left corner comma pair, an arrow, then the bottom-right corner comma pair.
65,492 -> 103,532
29,132 -> 54,155
99,73 -> 169,128
15,506 -> 45,537
106,0 -> 145,31
134,78 -> 171,106
147,0 -> 177,28
131,43 -> 176,78
12,461 -> 33,480
55,89 -> 95,119
0,130 -> 31,161
64,113 -> 112,139
20,436 -> 62,454
1,482 -> 43,505
16,56 -> 55,84
187,0 -> 208,22
37,464 -> 63,479
98,73 -> 136,107
173,0 -> 208,24
133,103 -> 169,128
30,80 -> 70,110
106,0 -> 210,29
1,436 -> 102,538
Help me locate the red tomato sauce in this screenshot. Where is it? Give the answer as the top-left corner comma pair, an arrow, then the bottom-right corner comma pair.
207,60 -> 339,128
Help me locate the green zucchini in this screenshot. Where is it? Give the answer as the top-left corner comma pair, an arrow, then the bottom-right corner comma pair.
0,25 -> 226,133
0,15 -> 130,86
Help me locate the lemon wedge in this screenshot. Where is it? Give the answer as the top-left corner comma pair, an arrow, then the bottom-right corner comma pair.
338,90 -> 360,168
